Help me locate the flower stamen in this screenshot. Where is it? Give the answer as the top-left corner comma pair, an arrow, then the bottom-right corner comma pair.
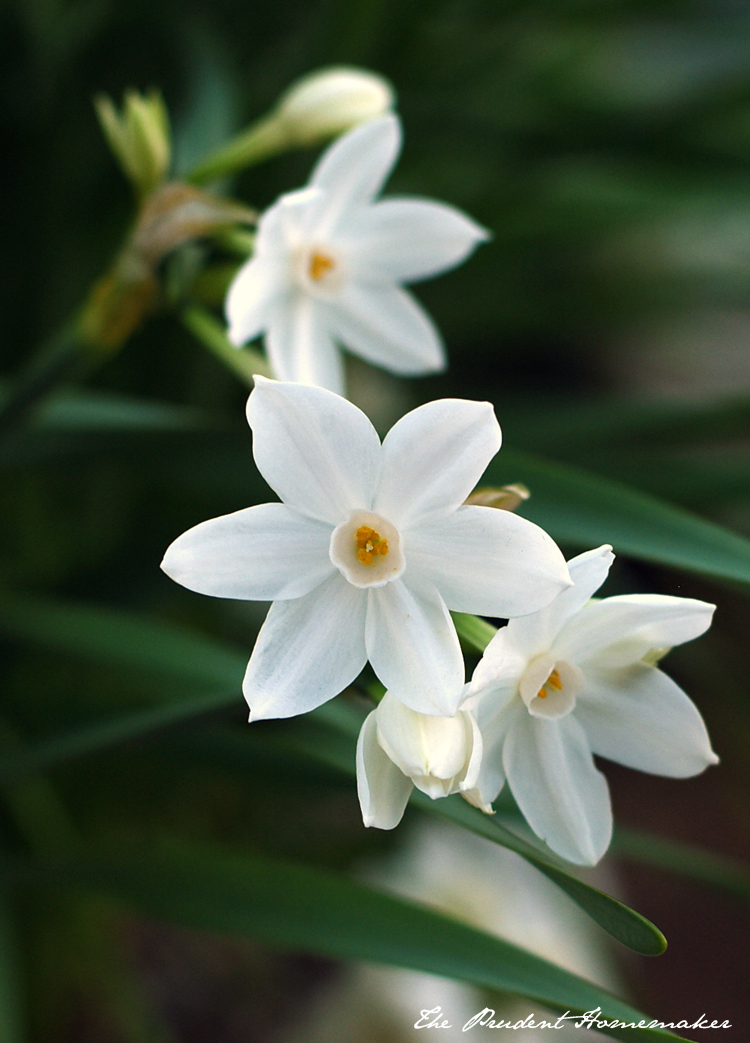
330,509 -> 403,588
356,525 -> 389,566
537,667 -> 563,699
309,251 -> 335,281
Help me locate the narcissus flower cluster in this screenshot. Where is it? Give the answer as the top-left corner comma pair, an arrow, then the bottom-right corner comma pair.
163,90 -> 718,866
359,545 -> 717,863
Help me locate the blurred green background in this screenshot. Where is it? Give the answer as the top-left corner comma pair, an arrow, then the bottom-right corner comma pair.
3,0 -> 750,1040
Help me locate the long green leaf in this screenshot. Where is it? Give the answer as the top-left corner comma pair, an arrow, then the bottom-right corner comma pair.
0,691 -> 238,782
289,704 -> 667,957
0,592 -> 246,690
487,448 -> 750,585
2,696 -> 665,957
0,845 -> 693,1043
613,827 -> 750,909
0,592 -> 669,956
35,389 -> 209,432
499,393 -> 750,454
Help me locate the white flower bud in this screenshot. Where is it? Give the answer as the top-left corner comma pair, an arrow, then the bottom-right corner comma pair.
275,66 -> 395,146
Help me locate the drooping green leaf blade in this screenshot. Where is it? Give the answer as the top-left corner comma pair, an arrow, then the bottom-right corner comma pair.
0,690 -> 238,782
452,611 -> 498,652
292,706 -> 667,957
614,827 -> 750,909
0,845 -> 692,1043
0,592 -> 246,691
0,591 -> 668,957
487,448 -> 750,585
416,795 -> 666,956
500,392 -> 750,456
35,389 -> 209,432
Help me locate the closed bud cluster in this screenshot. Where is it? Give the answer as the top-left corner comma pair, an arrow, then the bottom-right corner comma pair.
95,89 -> 171,197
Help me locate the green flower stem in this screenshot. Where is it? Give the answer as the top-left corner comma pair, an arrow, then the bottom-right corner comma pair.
181,306 -> 273,386
187,114 -> 290,185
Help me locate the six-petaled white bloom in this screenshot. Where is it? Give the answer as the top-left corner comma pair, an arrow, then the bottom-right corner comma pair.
161,378 -> 570,721
464,545 -> 718,865
356,692 -> 490,830
225,115 -> 489,394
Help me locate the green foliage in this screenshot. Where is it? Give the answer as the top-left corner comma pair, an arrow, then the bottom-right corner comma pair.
2,0 -> 750,1038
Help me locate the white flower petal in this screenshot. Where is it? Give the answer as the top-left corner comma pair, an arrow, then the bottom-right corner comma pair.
161,503 -> 334,601
344,197 -> 489,283
243,572 -> 367,720
576,664 -> 719,777
375,693 -> 472,780
460,709 -> 485,793
225,254 -> 289,346
559,594 -> 715,667
273,184 -> 333,242
406,505 -> 570,617
265,296 -> 345,393
468,693 -> 517,808
503,545 -> 614,659
466,630 -> 529,700
366,577 -> 465,716
503,712 -> 612,865
246,377 -> 381,524
309,114 -> 401,232
330,281 -> 445,374
356,710 -> 413,829
373,399 -> 501,527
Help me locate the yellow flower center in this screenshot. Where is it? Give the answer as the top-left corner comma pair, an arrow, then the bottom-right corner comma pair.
330,509 -> 404,588
536,668 -> 563,700
519,657 -> 582,719
309,251 -> 335,281
356,525 -> 389,566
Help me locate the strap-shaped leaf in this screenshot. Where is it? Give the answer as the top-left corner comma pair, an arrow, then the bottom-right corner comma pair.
485,448 -> 750,586
0,592 -> 669,955
294,703 -> 668,957
614,827 -> 750,909
0,592 -> 246,690
0,845 -> 693,1043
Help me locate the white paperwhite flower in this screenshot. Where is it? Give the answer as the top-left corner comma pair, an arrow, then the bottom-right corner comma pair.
161,378 -> 569,721
225,115 -> 489,394
356,692 -> 490,829
464,545 -> 718,865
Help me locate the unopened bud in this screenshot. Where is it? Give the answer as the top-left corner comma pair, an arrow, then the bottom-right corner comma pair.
275,66 -> 395,146
188,67 -> 395,184
95,89 -> 171,197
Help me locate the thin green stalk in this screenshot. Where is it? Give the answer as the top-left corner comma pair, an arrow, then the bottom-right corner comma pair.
181,305 -> 272,385
187,115 -> 289,185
